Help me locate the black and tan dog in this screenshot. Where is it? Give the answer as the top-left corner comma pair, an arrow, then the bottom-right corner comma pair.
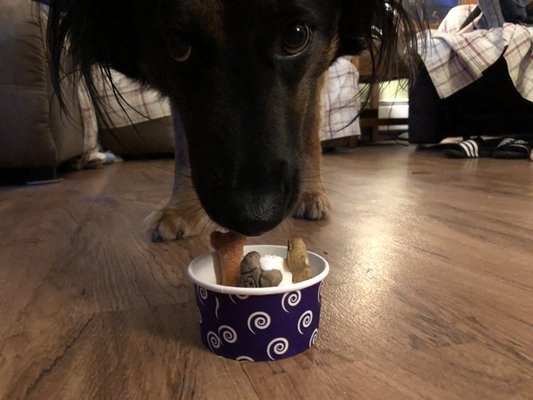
47,0 -> 421,240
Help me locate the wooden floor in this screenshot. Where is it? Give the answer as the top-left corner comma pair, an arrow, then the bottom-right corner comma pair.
1,145 -> 532,400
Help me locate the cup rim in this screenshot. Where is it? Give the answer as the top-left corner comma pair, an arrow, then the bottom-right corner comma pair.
187,244 -> 329,296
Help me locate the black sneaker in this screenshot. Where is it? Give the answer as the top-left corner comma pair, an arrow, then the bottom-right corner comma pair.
493,138 -> 532,159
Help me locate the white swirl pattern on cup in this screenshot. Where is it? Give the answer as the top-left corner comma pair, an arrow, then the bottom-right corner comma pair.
247,311 -> 271,334
196,306 -> 202,324
267,338 -> 290,360
297,310 -> 313,334
229,294 -> 249,304
215,297 -> 220,319
197,286 -> 208,305
207,331 -> 221,352
281,290 -> 302,313
309,329 -> 319,348
218,325 -> 237,344
236,356 -> 255,362
198,276 -> 324,361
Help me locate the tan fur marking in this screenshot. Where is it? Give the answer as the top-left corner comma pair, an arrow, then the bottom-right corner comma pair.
292,37 -> 340,220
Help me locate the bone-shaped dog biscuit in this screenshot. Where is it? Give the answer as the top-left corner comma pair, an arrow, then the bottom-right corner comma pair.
210,231 -> 246,286
286,238 -> 312,283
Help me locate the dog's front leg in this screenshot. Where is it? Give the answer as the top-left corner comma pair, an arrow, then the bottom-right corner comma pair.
147,103 -> 211,242
292,131 -> 330,220
293,74 -> 330,221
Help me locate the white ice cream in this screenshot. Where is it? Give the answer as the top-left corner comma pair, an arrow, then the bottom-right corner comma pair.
259,255 -> 293,287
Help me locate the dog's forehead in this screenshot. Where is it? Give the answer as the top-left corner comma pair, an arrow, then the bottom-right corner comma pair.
178,0 -> 330,37
178,0 -> 225,41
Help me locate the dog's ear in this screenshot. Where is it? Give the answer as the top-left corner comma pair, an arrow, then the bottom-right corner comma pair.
47,0 -> 150,109
336,0 -> 425,76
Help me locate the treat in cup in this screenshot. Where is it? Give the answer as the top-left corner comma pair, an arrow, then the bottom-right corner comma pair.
187,244 -> 329,362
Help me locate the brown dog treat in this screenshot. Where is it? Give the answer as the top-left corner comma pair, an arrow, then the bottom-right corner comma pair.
238,252 -> 262,287
238,251 -> 283,288
259,270 -> 283,287
210,231 -> 246,286
286,238 -> 312,283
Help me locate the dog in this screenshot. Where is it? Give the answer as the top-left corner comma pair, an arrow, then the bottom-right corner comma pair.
46,0 -> 422,240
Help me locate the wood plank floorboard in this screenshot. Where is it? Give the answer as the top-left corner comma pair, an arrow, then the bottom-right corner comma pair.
1,146 -> 532,399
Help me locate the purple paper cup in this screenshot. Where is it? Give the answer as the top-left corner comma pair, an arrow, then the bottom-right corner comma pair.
187,245 -> 329,362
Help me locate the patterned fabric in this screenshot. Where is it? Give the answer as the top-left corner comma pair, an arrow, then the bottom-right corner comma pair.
419,7 -> 533,101
94,69 -> 171,127
319,57 -> 361,141
77,80 -> 101,165
437,4 -> 479,33
77,69 -> 170,166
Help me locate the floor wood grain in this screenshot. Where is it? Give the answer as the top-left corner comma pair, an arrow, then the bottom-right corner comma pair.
1,145 -> 532,399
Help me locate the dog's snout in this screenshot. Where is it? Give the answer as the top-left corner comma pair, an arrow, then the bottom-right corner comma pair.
198,160 -> 300,236
221,193 -> 288,236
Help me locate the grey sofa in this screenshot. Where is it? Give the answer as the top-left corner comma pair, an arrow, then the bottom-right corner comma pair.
0,0 -> 84,180
0,0 -> 174,183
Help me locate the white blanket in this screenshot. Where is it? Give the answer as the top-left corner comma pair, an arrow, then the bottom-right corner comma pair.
419,5 -> 533,102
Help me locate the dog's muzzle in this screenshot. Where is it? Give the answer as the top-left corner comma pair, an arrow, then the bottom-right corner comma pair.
197,161 -> 299,236
215,192 -> 290,236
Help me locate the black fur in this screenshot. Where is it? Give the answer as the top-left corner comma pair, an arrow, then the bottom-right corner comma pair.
47,0 -> 424,236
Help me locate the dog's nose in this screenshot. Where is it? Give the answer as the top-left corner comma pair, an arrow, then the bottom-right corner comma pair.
216,192 -> 289,236
224,193 -> 287,236
210,163 -> 299,236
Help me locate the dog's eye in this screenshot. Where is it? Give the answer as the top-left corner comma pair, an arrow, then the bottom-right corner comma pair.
281,23 -> 311,56
166,36 -> 192,62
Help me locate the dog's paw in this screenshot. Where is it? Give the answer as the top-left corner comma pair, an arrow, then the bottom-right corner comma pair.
145,206 -> 208,242
292,190 -> 330,220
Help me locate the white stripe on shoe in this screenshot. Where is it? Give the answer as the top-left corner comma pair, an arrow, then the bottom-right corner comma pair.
497,138 -> 515,148
459,142 -> 473,157
460,140 -> 479,158
470,140 -> 480,158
